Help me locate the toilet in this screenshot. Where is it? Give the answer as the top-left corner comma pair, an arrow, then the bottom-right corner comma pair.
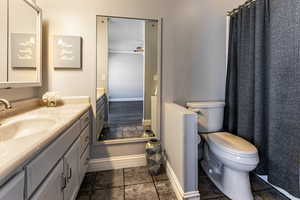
187,102 -> 259,200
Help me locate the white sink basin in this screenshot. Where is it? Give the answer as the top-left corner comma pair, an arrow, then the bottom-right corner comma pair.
0,117 -> 56,142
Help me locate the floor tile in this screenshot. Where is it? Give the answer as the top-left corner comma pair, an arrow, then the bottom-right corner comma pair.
91,187 -> 124,200
254,189 -> 291,200
136,125 -> 144,131
123,126 -> 143,138
151,167 -> 169,182
79,172 -> 96,194
101,123 -> 147,140
198,166 -> 207,178
198,176 -> 224,199
209,197 -> 230,200
155,180 -> 177,200
123,126 -> 137,132
95,169 -> 124,189
124,166 -> 153,185
105,127 -> 123,140
76,192 -> 90,200
250,174 -> 272,192
125,183 -> 159,200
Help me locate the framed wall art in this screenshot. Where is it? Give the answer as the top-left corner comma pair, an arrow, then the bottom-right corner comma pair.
53,35 -> 82,69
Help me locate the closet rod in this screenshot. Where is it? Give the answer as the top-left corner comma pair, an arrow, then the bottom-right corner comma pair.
226,0 -> 256,16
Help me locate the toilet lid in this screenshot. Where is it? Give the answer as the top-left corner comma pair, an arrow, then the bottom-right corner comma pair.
207,132 -> 258,157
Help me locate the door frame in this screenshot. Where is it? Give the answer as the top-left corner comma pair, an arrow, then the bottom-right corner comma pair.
96,15 -> 162,141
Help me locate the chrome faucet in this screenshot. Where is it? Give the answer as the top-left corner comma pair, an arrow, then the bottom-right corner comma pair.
0,99 -> 12,110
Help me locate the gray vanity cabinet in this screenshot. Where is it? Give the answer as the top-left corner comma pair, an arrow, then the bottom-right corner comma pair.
63,138 -> 80,200
80,124 -> 90,157
0,171 -> 24,200
79,144 -> 90,184
0,110 -> 91,200
30,161 -> 64,200
26,120 -> 81,197
28,110 -> 90,200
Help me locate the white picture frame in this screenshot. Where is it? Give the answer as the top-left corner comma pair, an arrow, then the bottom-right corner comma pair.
53,35 -> 82,69
11,33 -> 36,68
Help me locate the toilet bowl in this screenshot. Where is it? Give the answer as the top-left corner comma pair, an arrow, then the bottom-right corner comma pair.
187,102 -> 259,200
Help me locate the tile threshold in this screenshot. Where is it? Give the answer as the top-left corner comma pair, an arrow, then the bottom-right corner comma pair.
97,137 -> 156,145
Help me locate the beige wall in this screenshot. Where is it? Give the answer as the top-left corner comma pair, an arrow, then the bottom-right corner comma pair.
0,0 -> 246,153
1,0 -> 176,104
109,53 -> 144,100
0,88 -> 38,101
0,0 -> 8,83
35,0 -> 177,158
36,0 -> 176,104
172,0 -> 246,104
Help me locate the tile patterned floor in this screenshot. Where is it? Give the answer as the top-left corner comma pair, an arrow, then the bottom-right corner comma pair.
100,124 -> 144,140
99,123 -> 154,140
198,166 -> 291,200
76,166 -> 177,200
77,165 -> 291,200
99,101 -> 155,140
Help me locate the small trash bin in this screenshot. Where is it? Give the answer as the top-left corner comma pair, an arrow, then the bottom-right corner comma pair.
145,139 -> 162,175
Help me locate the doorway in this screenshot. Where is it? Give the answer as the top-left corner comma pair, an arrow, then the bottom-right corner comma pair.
96,16 -> 161,142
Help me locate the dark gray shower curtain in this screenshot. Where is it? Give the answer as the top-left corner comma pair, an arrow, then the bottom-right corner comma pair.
224,0 -> 300,197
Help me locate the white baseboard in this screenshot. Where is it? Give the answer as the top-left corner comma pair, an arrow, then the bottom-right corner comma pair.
109,97 -> 143,102
88,154 -> 147,172
166,161 -> 200,200
143,119 -> 151,126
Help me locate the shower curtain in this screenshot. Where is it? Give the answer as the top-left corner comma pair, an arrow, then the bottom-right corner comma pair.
224,0 -> 300,197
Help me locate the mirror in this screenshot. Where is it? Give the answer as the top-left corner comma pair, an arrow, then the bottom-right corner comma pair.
95,16 -> 161,143
0,0 -> 42,88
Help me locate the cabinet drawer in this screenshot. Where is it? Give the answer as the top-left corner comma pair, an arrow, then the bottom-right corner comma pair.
26,120 -> 80,197
30,160 -> 64,200
79,146 -> 90,184
80,111 -> 90,131
80,124 -> 90,156
0,171 -> 24,200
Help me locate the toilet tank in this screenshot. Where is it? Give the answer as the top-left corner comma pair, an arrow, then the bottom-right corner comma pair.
186,102 -> 225,133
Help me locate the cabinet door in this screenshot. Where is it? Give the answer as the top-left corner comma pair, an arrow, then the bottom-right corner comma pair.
30,160 -> 64,200
0,171 -> 24,200
79,146 -> 90,184
26,120 -> 80,197
64,138 -> 80,200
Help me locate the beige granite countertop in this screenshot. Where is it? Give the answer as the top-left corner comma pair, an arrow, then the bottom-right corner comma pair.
0,97 -> 90,185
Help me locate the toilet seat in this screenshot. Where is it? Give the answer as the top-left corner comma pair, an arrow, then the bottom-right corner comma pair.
206,132 -> 258,158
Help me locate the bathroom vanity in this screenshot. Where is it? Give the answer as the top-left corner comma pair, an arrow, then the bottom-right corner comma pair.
0,98 -> 91,200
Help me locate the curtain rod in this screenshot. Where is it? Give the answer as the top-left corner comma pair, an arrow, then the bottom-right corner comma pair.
226,0 -> 256,16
